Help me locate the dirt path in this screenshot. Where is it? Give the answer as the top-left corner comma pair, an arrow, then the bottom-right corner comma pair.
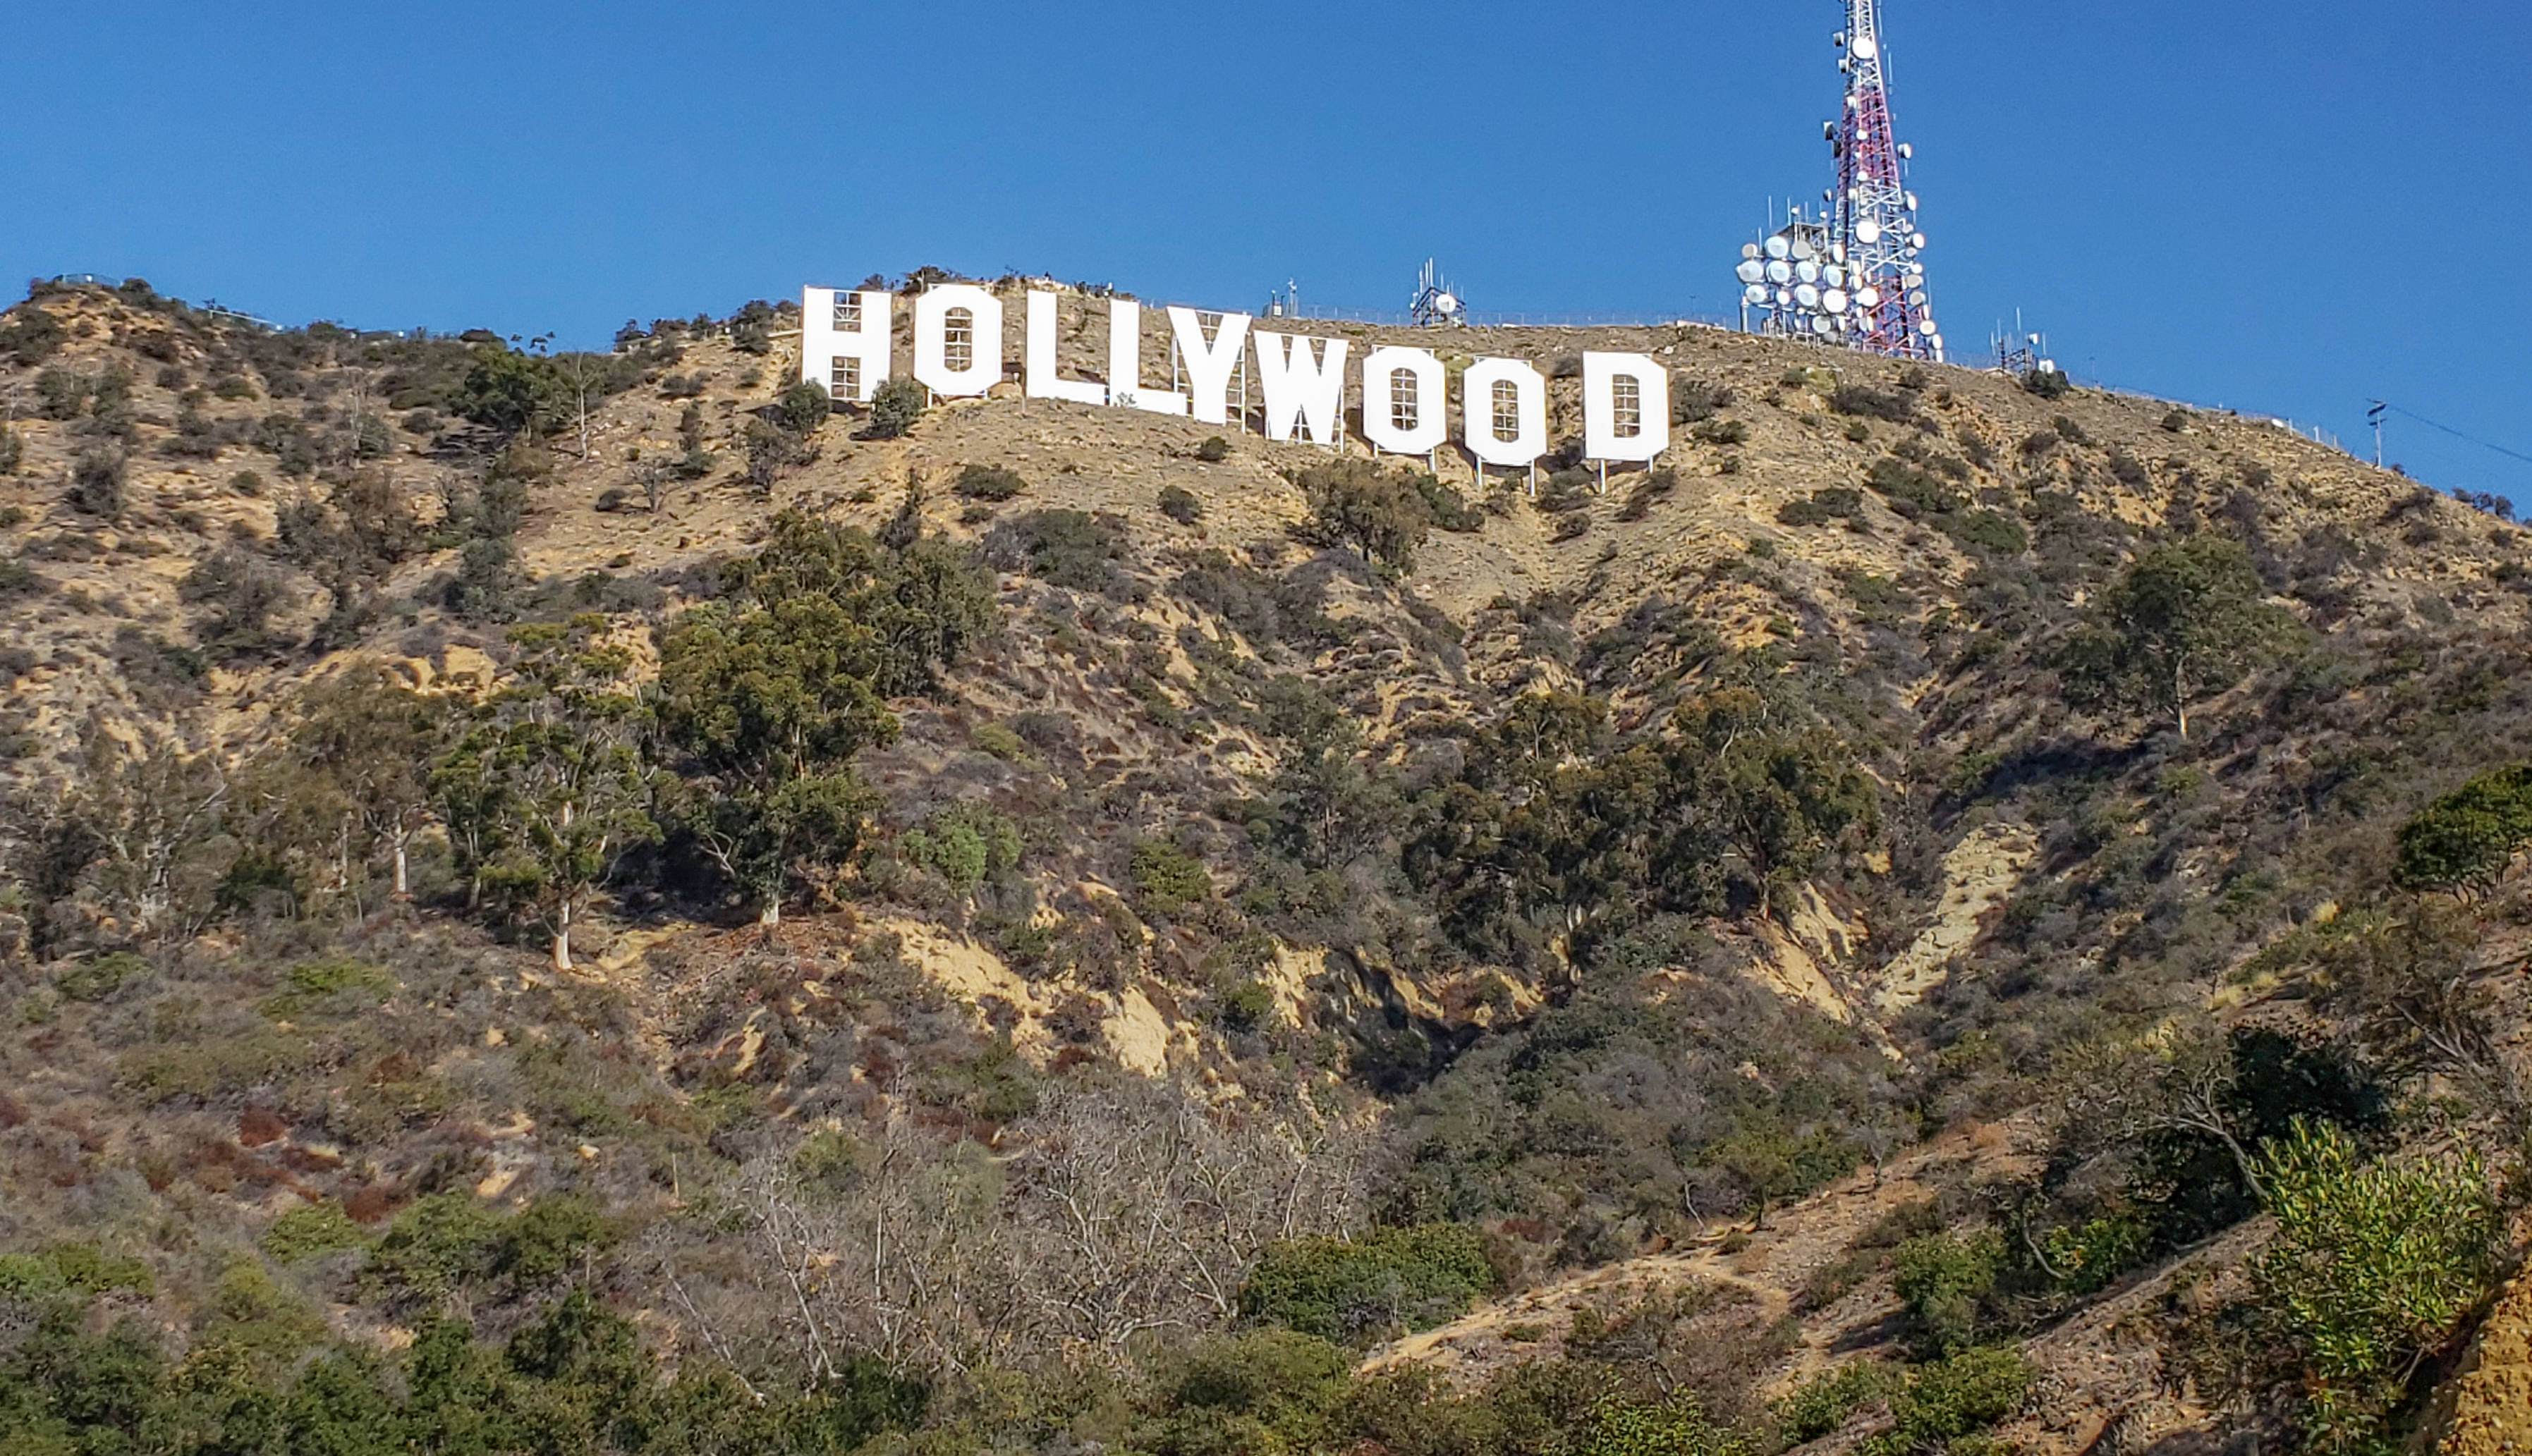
1361,1121 -> 2029,1385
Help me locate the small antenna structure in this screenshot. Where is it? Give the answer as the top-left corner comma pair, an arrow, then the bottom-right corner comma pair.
1408,259 -> 1466,328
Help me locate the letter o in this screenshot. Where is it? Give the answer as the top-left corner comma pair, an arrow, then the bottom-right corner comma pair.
1461,357 -> 1547,467
1361,346 -> 1449,455
913,284 -> 1004,398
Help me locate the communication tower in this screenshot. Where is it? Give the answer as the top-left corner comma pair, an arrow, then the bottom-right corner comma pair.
1990,312 -> 2055,377
1735,0 -> 1943,362
1408,259 -> 1466,327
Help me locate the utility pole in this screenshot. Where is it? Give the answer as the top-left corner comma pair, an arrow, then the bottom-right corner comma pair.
2368,400 -> 2386,467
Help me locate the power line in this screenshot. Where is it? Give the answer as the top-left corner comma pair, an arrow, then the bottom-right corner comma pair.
2379,403 -> 2532,471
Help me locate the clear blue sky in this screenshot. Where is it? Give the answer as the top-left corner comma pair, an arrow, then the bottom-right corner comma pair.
4,1 -> 2526,502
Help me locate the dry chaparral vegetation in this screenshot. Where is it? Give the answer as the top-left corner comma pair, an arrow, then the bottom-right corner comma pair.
2,272 -> 2531,1454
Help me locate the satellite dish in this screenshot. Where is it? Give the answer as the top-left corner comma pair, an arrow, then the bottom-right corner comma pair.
1904,192 -> 1918,210
1813,316 -> 1835,336
1795,285 -> 1822,310
1856,220 -> 1882,244
1433,293 -> 1459,315
1856,286 -> 1881,307
1832,243 -> 1847,263
1791,238 -> 1817,261
1854,36 -> 1877,59
1766,259 -> 1794,284
1775,288 -> 1793,306
1743,284 -> 1770,305
1919,320 -> 1938,336
1736,260 -> 1767,285
1742,243 -> 1762,259
1795,260 -> 1820,283
1824,266 -> 1844,288
1911,233 -> 1928,250
1907,290 -> 1927,306
1823,289 -> 1850,314
1765,235 -> 1791,259
1899,143 -> 1913,160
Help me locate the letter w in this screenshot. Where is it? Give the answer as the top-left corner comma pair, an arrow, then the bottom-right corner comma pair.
1253,331 -> 1349,446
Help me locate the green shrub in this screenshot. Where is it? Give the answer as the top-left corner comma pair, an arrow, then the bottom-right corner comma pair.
1829,384 -> 1918,424
0,1242 -> 154,1296
2253,1120 -> 2500,1445
54,952 -> 148,1003
1238,1224 -> 1496,1347
2042,1210 -> 2151,1297
71,448 -> 126,518
742,417 -> 812,490
259,956 -> 394,1018
903,803 -> 1022,895
971,722 -> 1028,760
364,1192 -> 506,1303
0,306 -> 64,365
1158,484 -> 1204,525
366,1192 -> 617,1306
453,345 -> 564,434
2021,368 -> 2071,399
1863,1347 -> 2035,1456
1169,1328 -> 1350,1413
992,508 -> 1126,593
1294,457 -> 1434,570
1217,979 -> 1275,1031
1777,487 -> 1865,527
953,463 -> 1025,501
1891,1230 -> 2003,1356
1129,840 -> 1212,916
866,376 -> 927,439
501,1196 -> 620,1286
1579,1393 -> 1751,1456
266,1202 -> 373,1264
0,426 -> 19,475
1777,1361 -> 1901,1443
1195,434 -> 1232,462
1414,475 -> 1485,533
1691,417 -> 1748,446
1940,510 -> 2028,556
0,557 -> 41,599
767,379 -> 831,436
1863,455 -> 1962,518
1671,377 -> 1733,424
2394,764 -> 2532,891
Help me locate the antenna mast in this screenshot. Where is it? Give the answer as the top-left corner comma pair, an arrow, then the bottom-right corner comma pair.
1734,0 -> 1943,362
1832,0 -> 1940,360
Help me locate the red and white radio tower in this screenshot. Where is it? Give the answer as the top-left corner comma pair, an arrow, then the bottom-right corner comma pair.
1736,0 -> 1944,362
1832,0 -> 1940,360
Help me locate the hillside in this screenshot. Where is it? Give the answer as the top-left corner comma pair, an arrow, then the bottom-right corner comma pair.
1,274 -> 2528,1455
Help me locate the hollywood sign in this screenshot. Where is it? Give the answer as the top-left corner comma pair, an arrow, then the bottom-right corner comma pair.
801,285 -> 1670,470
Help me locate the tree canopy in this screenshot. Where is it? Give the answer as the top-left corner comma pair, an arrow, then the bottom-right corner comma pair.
653,511 -> 996,922
2056,534 -> 2299,737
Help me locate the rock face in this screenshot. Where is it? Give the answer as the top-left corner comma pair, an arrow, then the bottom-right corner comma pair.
1868,821 -> 2036,1017
2435,1270 -> 2532,1456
